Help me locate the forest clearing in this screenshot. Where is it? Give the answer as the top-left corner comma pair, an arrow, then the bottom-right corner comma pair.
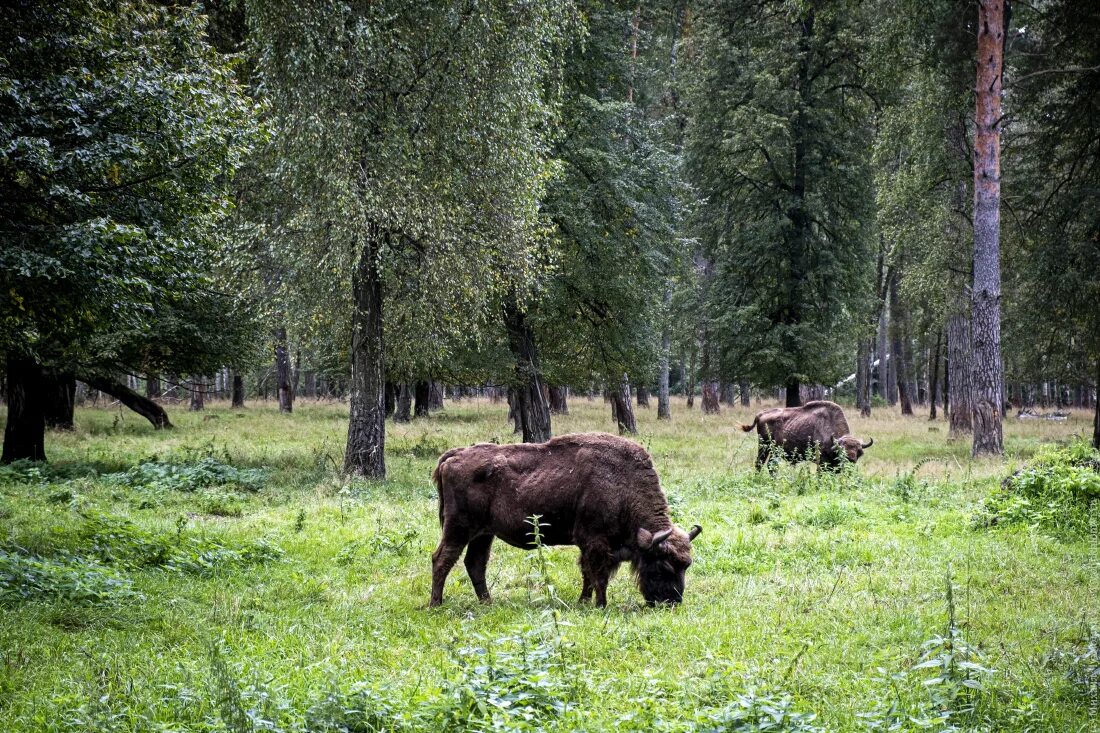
1,398 -> 1097,731
3,0 -> 1100,730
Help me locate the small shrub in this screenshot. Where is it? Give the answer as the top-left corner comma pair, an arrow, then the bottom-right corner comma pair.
974,440 -> 1100,535
1048,625 -> 1100,699
691,690 -> 825,733
104,458 -> 267,494
0,549 -> 139,605
436,627 -> 574,732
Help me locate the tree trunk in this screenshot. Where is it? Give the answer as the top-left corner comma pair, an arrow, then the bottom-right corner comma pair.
274,322 -> 293,413
344,225 -> 387,477
384,382 -> 396,418
1093,359 -> 1099,449
637,385 -> 651,408
395,383 -> 412,423
231,373 -> 245,408
612,374 -> 637,434
429,381 -> 444,411
702,381 -> 721,414
875,307 -> 888,400
686,346 -> 697,409
507,388 -> 523,434
549,386 -> 569,415
43,372 -> 76,431
971,0 -> 1006,456
857,338 -> 872,418
413,381 -> 431,418
785,378 -> 801,407
657,287 -> 672,420
947,312 -> 973,438
82,375 -> 172,429
889,274 -> 913,415
739,381 -> 751,407
2,355 -> 47,463
146,375 -> 160,401
929,331 -> 942,420
503,300 -> 551,443
189,377 -> 205,411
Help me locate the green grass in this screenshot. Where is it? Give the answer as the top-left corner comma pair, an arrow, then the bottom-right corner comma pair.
0,398 -> 1097,731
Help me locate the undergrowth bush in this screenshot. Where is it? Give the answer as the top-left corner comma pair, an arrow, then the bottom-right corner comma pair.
79,512 -> 282,575
0,549 -> 139,604
690,691 -> 824,732
973,440 -> 1100,535
104,458 -> 267,493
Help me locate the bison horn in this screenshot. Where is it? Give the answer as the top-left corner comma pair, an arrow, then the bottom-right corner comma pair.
651,528 -> 674,547
862,438 -> 874,449
688,525 -> 702,541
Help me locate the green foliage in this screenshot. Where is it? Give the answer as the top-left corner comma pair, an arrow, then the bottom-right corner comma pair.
0,1 -> 260,375
692,691 -> 824,733
1047,625 -> 1100,700
685,0 -> 876,391
974,441 -> 1100,535
0,549 -> 138,605
104,458 -> 267,494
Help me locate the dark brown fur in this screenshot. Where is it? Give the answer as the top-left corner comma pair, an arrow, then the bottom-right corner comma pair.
741,400 -> 873,470
429,433 -> 701,608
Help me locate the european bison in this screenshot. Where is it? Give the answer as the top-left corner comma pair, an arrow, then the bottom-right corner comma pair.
429,433 -> 701,608
741,400 -> 873,470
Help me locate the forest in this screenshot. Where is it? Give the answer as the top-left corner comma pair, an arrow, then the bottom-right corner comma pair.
1,1 -> 1098,731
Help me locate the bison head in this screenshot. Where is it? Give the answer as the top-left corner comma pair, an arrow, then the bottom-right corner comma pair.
623,524 -> 702,605
836,435 -> 874,464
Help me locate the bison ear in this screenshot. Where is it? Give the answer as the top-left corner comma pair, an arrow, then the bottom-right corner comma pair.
688,525 -> 702,541
636,527 -> 654,550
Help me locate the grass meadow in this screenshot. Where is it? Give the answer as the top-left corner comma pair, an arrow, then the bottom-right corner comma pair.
1,397 -> 1097,732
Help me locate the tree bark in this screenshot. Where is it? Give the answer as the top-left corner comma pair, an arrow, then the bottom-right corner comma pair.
857,338 -> 872,418
657,286 -> 672,420
231,373 -> 245,408
928,331 -> 942,420
1093,359 -> 1099,449
785,378 -> 801,407
344,225 -> 387,477
189,377 -> 205,411
889,273 -> 914,415
637,385 -> 651,408
612,373 -> 637,434
43,372 -> 76,431
428,381 -> 444,411
503,300 -> 551,443
146,375 -> 160,401
875,307 -> 888,400
395,383 -> 412,423
82,375 -> 173,429
549,386 -> 569,415
686,346 -> 696,409
971,0 -> 1006,456
274,322 -> 293,413
384,382 -> 396,418
414,381 -> 431,418
947,312 -> 973,437
2,355 -> 47,463
702,381 -> 721,414
739,381 -> 751,407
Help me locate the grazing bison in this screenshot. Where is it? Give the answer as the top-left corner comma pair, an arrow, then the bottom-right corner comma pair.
741,400 -> 873,470
429,433 -> 702,608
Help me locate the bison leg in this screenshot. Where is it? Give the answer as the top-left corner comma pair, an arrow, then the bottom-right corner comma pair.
463,534 -> 494,603
579,542 -> 616,607
429,526 -> 468,607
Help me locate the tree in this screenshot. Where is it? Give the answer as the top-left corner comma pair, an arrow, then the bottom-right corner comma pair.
970,0 -> 1006,456
249,1 -> 570,474
0,2 -> 257,462
686,0 -> 875,407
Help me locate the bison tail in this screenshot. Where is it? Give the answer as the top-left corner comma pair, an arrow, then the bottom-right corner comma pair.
740,415 -> 759,432
432,448 -> 463,527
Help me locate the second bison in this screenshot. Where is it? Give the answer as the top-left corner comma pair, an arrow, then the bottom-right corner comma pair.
430,433 -> 701,608
742,400 -> 873,470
